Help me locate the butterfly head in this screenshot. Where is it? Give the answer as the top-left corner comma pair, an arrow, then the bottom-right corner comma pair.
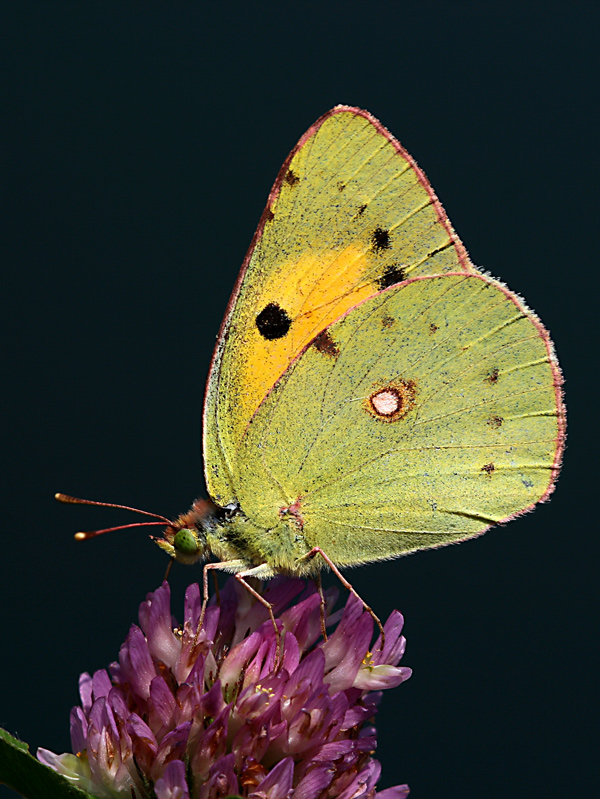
57,492 -> 233,569
153,498 -> 219,565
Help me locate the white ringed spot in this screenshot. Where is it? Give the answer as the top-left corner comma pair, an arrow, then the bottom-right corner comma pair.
366,379 -> 417,422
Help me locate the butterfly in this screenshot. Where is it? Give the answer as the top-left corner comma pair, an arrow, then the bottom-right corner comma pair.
61,106 -> 565,634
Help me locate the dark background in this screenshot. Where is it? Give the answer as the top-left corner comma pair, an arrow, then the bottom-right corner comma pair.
2,2 -> 597,797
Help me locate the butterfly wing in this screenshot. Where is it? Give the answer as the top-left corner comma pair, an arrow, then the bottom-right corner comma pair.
203,106 -> 478,504
229,273 -> 565,569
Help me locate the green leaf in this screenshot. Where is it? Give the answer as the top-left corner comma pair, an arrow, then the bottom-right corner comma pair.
0,728 -> 94,799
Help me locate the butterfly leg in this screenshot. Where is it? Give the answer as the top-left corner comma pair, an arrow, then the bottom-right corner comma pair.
315,572 -> 328,642
233,565 -> 284,668
212,570 -> 221,606
301,547 -> 385,649
194,559 -> 248,647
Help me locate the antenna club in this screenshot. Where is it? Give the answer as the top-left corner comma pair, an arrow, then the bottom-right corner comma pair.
56,493 -> 77,503
74,532 -> 89,541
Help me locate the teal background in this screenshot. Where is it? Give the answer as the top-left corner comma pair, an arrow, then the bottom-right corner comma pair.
2,2 -> 596,797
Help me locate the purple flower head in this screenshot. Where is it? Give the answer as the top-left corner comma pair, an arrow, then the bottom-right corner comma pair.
38,577 -> 411,799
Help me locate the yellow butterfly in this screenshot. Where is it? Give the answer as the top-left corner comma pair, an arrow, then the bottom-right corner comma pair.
62,106 -> 565,628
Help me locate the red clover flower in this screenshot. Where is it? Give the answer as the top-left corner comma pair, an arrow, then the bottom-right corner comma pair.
38,576 -> 411,799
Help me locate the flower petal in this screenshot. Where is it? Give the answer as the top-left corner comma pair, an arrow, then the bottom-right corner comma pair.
145,582 -> 182,670
154,759 -> 190,799
118,625 -> 156,700
376,786 -> 411,799
354,664 -> 413,691
78,672 -> 93,715
249,756 -> 294,799
323,611 -> 373,692
293,763 -> 336,799
148,675 -> 177,738
190,705 -> 231,779
197,752 -> 239,799
372,611 -> 406,666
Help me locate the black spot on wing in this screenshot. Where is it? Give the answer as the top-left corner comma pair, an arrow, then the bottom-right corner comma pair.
371,227 -> 392,252
285,170 -> 300,187
377,263 -> 407,290
256,303 -> 292,340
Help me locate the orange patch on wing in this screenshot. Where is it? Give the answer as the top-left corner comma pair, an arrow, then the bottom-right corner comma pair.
237,246 -> 376,424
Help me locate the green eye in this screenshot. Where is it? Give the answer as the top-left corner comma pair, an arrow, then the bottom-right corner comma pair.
173,528 -> 200,556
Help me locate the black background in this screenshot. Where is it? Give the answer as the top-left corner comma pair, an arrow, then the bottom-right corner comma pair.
2,2 -> 598,798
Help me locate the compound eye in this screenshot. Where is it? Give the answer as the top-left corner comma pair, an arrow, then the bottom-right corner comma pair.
173,528 -> 200,556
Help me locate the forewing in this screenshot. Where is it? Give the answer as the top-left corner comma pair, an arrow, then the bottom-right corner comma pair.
203,106 -> 476,503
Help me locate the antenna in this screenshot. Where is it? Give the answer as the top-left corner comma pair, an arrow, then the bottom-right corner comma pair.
55,492 -> 172,540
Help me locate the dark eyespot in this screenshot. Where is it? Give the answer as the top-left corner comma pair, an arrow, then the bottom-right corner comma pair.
371,227 -> 392,252
285,170 -> 300,186
377,263 -> 406,289
485,367 -> 500,384
256,302 -> 292,340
